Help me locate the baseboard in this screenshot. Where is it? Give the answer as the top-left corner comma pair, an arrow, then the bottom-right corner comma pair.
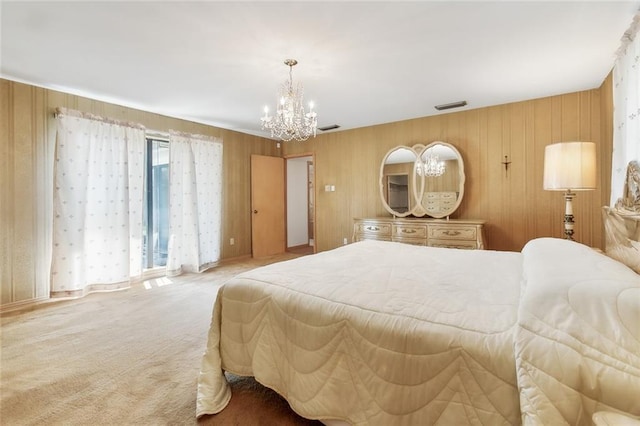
200,254 -> 252,272
287,244 -> 312,251
1,255 -> 255,317
0,296 -> 59,316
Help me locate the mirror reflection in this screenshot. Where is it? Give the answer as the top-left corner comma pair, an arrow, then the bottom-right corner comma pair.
380,147 -> 418,217
387,175 -> 409,213
417,143 -> 464,218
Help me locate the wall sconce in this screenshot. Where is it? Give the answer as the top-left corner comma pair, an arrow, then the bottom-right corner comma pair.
543,141 -> 596,240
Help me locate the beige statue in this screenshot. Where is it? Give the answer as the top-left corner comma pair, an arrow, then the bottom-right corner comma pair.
617,160 -> 640,213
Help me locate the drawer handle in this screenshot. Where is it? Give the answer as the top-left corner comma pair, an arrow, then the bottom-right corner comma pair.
366,226 -> 380,231
401,229 -> 416,234
443,230 -> 461,236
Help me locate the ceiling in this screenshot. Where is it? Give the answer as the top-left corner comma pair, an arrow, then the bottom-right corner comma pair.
2,1 -> 638,139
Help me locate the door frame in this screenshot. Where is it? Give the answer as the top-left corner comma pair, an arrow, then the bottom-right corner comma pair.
284,152 -> 316,254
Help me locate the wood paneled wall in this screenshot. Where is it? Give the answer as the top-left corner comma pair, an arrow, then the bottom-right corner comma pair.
0,75 -> 613,308
0,79 -> 276,308
284,77 -> 613,253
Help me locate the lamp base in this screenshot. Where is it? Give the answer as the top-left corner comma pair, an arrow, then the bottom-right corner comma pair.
563,190 -> 575,241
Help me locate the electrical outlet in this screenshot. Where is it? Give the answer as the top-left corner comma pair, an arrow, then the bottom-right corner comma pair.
230,238 -> 235,245
343,237 -> 348,245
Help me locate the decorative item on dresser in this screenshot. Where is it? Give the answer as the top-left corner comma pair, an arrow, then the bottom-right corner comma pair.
353,217 -> 485,249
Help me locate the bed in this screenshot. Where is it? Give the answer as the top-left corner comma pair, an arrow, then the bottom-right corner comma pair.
196,238 -> 639,425
196,165 -> 640,425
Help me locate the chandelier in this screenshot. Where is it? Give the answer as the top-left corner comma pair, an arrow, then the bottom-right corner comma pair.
260,59 -> 318,142
416,154 -> 446,177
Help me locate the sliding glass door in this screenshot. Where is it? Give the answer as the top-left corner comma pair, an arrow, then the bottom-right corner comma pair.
143,139 -> 169,269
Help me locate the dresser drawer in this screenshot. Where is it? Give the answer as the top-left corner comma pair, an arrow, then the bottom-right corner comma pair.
425,191 -> 456,200
354,218 -> 485,250
393,236 -> 428,246
440,192 -> 457,200
425,192 -> 439,200
355,221 -> 392,237
354,234 -> 391,243
428,225 -> 477,241
429,239 -> 478,249
393,223 -> 427,239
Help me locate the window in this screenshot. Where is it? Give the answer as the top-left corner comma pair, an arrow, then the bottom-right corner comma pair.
143,138 -> 169,269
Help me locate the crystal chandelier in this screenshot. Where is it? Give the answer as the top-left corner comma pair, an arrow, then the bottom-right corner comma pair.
260,59 -> 318,142
416,154 -> 446,177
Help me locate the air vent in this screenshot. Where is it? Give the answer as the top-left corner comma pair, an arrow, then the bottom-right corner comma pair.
434,100 -> 468,111
317,124 -> 340,131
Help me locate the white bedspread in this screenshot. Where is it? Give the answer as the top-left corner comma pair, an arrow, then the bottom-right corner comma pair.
197,240 -> 524,424
516,238 -> 640,425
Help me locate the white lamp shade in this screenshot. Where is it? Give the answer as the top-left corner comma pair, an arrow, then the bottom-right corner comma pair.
543,142 -> 596,191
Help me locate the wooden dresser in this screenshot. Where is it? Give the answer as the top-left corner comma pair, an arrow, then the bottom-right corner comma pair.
353,217 -> 486,249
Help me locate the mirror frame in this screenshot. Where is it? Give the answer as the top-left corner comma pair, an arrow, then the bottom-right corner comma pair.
379,141 -> 466,218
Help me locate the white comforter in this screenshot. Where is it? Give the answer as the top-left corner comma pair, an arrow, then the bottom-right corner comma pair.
196,238 -> 640,425
516,238 -> 640,425
197,240 -> 524,424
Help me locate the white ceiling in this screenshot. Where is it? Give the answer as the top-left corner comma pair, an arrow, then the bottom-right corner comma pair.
2,1 -> 638,139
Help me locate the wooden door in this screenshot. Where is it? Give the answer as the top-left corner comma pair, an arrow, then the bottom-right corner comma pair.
251,155 -> 285,258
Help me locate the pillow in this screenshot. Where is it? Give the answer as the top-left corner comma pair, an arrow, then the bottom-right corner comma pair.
602,206 -> 640,274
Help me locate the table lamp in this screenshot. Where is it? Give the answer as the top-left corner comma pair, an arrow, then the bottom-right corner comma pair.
543,141 -> 596,240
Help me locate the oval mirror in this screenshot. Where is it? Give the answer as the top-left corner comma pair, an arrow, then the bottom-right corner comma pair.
379,146 -> 419,217
416,141 -> 465,218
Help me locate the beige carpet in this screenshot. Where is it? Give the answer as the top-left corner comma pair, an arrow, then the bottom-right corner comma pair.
0,254 -> 322,426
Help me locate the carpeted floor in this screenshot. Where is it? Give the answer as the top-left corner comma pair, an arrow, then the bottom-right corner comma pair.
0,254 -> 321,426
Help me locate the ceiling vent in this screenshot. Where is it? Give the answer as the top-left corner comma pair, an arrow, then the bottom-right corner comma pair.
317,124 -> 340,131
434,100 -> 468,111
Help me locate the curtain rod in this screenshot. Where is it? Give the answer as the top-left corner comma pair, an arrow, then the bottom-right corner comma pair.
53,107 -> 146,130
146,130 -> 170,141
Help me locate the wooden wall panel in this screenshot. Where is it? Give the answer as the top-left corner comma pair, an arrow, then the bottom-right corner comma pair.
12,83 -> 37,302
1,78 -> 275,308
284,77 -> 613,253
1,80 -> 15,305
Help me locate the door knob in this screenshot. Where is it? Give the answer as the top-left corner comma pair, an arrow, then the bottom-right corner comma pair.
253,210 -> 258,214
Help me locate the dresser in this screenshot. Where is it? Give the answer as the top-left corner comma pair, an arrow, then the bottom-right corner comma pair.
353,217 -> 486,249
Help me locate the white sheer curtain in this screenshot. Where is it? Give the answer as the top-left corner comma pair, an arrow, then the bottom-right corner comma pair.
166,131 -> 223,275
611,12 -> 640,205
52,108 -> 145,297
